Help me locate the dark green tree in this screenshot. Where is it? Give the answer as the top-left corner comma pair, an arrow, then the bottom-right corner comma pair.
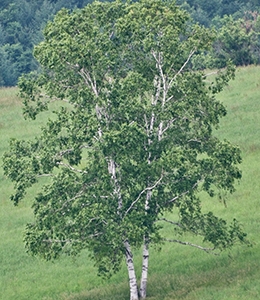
212,16 -> 254,67
0,0 -> 93,87
3,1 -> 249,299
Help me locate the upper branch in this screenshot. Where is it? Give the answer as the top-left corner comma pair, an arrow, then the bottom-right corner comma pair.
169,48 -> 196,88
152,50 -> 167,107
78,67 -> 98,97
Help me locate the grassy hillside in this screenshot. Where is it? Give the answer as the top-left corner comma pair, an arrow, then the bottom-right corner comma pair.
1,66 -> 260,300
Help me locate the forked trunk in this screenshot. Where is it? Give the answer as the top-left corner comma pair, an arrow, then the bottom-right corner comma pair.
139,238 -> 149,299
124,240 -> 139,300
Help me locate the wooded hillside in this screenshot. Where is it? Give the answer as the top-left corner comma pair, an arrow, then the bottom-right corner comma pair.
0,0 -> 260,86
0,0 -> 91,86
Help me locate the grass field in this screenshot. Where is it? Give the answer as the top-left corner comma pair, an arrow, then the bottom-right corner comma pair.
1,65 -> 260,300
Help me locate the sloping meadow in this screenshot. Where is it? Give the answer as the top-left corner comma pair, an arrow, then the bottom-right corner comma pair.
1,65 -> 260,299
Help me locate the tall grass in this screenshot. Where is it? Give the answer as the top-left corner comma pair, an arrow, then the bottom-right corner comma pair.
1,66 -> 260,299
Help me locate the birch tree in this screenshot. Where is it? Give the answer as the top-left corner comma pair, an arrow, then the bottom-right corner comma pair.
3,1 -> 249,299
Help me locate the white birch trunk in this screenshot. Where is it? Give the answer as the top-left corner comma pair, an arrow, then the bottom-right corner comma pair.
139,186 -> 151,299
108,158 -> 122,213
139,238 -> 149,299
124,240 -> 139,300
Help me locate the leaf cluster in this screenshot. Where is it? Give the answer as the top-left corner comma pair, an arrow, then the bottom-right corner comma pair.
3,0 -> 249,277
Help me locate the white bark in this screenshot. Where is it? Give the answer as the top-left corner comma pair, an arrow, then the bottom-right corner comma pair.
56,162 -> 88,174
158,121 -> 163,141
170,48 -> 196,87
139,181 -> 152,299
79,67 -> 98,97
125,48 -> 198,300
108,158 -> 122,213
124,175 -> 163,217
124,240 -> 139,300
139,238 -> 149,299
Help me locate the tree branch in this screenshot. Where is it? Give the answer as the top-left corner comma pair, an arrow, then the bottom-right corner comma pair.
36,174 -> 54,178
203,71 -> 218,78
56,162 -> 88,174
170,48 -> 196,85
42,232 -> 103,244
157,217 -> 182,227
108,158 -> 123,214
158,118 -> 178,139
166,190 -> 189,204
124,174 -> 164,217
78,67 -> 98,97
163,238 -> 216,254
166,180 -> 201,204
152,75 -> 161,105
152,50 -> 167,107
52,187 -> 88,214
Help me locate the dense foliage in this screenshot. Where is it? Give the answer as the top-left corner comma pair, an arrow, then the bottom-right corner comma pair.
3,0 -> 250,298
1,0 -> 260,86
0,0 -> 92,86
176,0 -> 260,27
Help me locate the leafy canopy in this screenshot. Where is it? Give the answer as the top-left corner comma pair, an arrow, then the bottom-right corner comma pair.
3,0 -> 249,277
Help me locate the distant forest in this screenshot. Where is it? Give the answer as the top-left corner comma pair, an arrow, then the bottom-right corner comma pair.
0,0 -> 260,86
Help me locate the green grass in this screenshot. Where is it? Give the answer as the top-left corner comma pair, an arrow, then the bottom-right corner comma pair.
1,66 -> 260,299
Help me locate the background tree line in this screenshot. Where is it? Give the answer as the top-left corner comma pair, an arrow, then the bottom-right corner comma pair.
0,0 -> 260,86
0,0 -> 91,86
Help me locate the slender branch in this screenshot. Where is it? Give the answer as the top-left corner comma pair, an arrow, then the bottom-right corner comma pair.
38,93 -> 71,104
188,137 -> 202,142
78,68 -> 98,97
124,174 -> 164,217
166,190 -> 189,204
203,71 -> 218,78
157,218 -> 182,227
152,75 -> 161,105
52,187 -> 88,214
36,174 -> 54,178
166,94 -> 186,104
171,48 -> 196,83
54,144 -> 93,163
42,232 -> 103,244
85,217 -> 108,227
43,239 -> 82,243
163,238 -> 216,254
56,161 -> 88,174
56,148 -> 74,158
159,117 -> 178,139
167,180 -> 201,204
65,61 -> 79,69
165,94 -> 175,103
152,50 -> 167,107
